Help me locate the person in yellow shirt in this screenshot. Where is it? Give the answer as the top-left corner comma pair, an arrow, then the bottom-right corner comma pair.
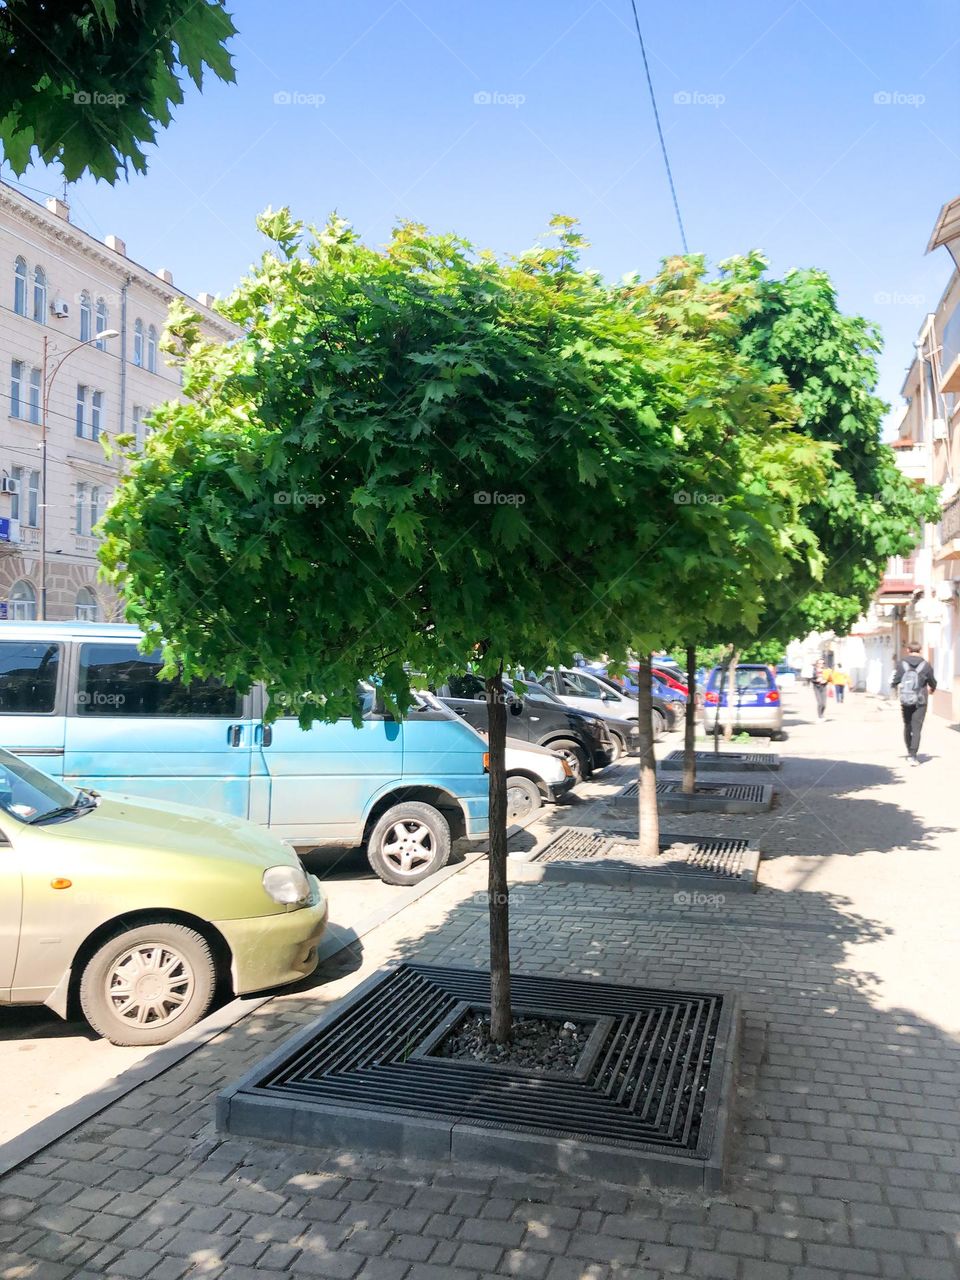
830,663 -> 851,704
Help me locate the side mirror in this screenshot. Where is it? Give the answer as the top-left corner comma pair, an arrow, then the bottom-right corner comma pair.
600,691 -> 615,702
509,698 -> 524,716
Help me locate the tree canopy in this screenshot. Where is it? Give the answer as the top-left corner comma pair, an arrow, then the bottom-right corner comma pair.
737,264 -> 940,641
0,0 -> 236,182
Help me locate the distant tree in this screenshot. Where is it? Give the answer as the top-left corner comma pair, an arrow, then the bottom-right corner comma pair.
0,0 -> 236,181
738,264 -> 940,640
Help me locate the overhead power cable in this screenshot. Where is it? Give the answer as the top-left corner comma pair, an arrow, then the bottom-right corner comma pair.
628,0 -> 689,253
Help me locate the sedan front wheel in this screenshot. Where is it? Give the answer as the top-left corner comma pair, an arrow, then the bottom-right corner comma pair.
79,922 -> 217,1047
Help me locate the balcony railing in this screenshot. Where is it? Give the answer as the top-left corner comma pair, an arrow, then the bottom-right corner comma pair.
942,493 -> 960,546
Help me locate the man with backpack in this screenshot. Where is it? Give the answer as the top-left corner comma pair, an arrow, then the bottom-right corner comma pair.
891,643 -> 937,765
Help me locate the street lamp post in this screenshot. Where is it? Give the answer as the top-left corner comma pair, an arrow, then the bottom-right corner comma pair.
39,330 -> 119,620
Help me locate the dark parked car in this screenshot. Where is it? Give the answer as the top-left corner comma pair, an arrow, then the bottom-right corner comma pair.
436,674 -> 615,781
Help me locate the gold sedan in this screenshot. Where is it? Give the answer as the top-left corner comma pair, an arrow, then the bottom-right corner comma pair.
0,749 -> 327,1045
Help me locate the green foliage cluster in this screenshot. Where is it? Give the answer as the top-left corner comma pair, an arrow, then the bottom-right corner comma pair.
737,264 -> 940,641
0,0 -> 236,181
100,212 -> 825,721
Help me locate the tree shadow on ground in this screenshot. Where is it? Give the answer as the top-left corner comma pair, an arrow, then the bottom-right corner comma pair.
20,871 -> 957,1280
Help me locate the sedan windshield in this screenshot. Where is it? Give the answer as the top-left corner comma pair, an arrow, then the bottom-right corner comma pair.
0,749 -> 91,824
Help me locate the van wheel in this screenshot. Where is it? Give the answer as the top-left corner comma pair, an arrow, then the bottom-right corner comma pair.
79,923 -> 217,1047
367,802 -> 451,885
549,739 -> 589,782
506,775 -> 542,825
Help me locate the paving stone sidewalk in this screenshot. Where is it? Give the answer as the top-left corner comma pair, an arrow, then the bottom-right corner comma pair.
1,692 -> 958,1280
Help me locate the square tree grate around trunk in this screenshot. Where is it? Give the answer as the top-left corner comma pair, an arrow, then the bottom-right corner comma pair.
661,749 -> 781,772
508,826 -> 759,891
218,964 -> 741,1190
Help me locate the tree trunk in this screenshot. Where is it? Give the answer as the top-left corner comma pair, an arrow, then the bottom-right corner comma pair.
723,648 -> 739,743
712,647 -> 732,753
485,670 -> 511,1044
682,644 -> 697,795
636,652 -> 659,858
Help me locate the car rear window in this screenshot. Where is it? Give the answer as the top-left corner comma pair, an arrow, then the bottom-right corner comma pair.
76,643 -> 241,717
707,666 -> 775,691
0,641 -> 60,713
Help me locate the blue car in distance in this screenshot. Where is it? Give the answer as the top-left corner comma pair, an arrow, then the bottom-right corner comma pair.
0,623 -> 489,884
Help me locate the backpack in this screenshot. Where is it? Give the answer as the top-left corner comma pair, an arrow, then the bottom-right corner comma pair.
898,662 -> 922,707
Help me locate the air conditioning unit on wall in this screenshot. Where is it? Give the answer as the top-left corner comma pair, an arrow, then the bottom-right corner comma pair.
0,477 -> 20,495
51,297 -> 70,318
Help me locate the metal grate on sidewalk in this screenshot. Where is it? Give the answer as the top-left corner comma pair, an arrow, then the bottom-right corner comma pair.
219,963 -> 739,1189
661,749 -> 780,771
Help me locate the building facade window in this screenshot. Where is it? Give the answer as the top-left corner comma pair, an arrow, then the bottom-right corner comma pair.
91,390 -> 102,440
79,292 -> 92,342
76,384 -> 87,436
146,325 -> 158,373
132,404 -> 145,448
95,298 -> 108,349
6,466 -> 36,524
90,485 -> 103,531
32,267 -> 46,324
28,368 -> 41,424
75,586 -> 100,621
10,360 -> 23,418
76,481 -> 89,535
133,319 -> 143,366
9,579 -> 37,621
14,258 -> 28,316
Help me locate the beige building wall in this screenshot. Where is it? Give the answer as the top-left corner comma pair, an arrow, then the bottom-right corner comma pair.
0,182 -> 240,622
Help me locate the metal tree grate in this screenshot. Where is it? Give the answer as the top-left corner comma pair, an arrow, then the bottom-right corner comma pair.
532,828 -> 751,879
662,750 -> 778,770
617,779 -> 769,805
248,964 -> 728,1155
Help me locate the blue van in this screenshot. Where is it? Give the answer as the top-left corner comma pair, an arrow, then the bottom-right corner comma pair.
0,623 -> 489,884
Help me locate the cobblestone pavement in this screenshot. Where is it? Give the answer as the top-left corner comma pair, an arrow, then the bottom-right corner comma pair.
1,692 -> 958,1279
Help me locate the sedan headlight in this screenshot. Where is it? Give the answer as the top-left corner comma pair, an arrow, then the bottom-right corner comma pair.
262,865 -> 311,905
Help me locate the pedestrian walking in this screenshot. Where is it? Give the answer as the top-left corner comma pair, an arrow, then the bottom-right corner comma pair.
831,664 -> 850,704
811,657 -> 829,719
891,643 -> 937,765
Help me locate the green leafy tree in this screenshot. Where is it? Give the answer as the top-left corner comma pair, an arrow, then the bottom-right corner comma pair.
0,0 -> 236,181
737,264 -> 940,641
612,255 -> 830,793
102,210 -> 752,1041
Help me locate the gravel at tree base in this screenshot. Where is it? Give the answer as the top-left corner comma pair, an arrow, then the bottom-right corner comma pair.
435,1013 -> 591,1073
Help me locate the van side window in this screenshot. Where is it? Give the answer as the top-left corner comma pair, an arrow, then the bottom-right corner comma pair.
77,644 -> 241,716
0,642 -> 60,713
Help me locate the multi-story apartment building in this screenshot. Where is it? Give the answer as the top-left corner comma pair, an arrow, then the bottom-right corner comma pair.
852,195 -> 960,719
0,181 -> 240,621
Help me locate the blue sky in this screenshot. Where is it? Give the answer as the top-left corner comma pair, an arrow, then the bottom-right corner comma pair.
12,0 -> 960,424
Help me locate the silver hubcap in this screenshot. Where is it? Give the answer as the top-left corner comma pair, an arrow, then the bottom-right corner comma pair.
382,820 -> 435,875
507,783 -> 538,823
106,943 -> 194,1028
